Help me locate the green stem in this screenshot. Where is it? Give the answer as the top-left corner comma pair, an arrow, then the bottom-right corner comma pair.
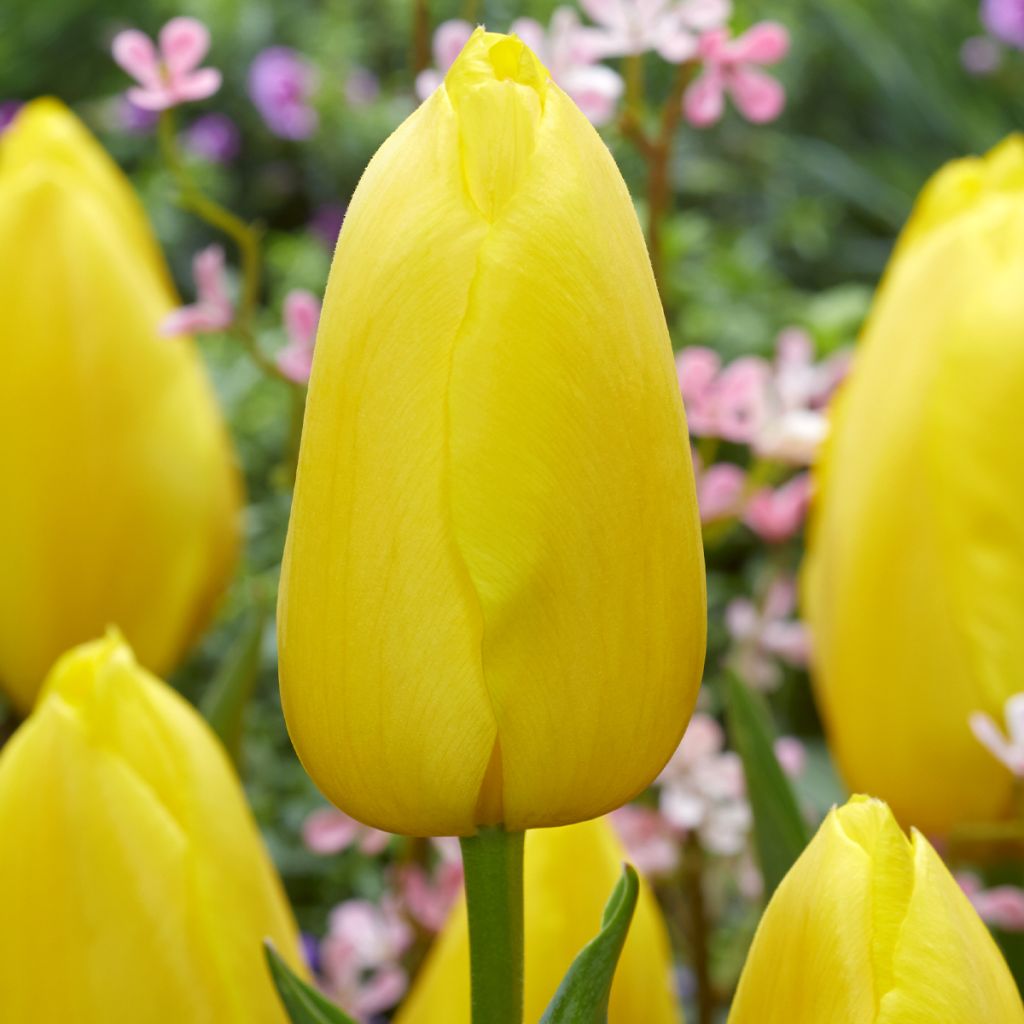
459,827 -> 525,1024
683,834 -> 714,1024
157,110 -> 297,389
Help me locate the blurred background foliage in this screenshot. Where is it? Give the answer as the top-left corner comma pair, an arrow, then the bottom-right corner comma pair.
2,0 -> 1022,1005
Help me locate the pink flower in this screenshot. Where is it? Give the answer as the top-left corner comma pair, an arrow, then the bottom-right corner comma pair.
726,577 -> 810,691
160,244 -> 233,337
658,713 -> 753,855
743,472 -> 811,543
319,899 -> 413,1020
276,289 -> 321,384
512,10 -> 624,126
611,804 -> 681,877
693,450 -> 746,524
684,21 -> 789,127
397,859 -> 464,933
713,356 -> 773,443
577,0 -> 732,63
773,736 -> 806,779
302,807 -> 391,857
959,874 -> 1024,933
414,20 -> 475,99
970,694 -> 1024,777
676,346 -> 721,435
112,18 -> 222,111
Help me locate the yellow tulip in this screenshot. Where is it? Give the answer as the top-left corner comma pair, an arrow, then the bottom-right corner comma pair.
0,99 -> 241,713
728,796 -> 1024,1023
803,135 -> 1024,834
0,632 -> 304,1023
278,29 -> 705,837
396,816 -> 681,1023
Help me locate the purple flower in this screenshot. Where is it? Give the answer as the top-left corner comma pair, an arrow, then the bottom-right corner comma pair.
183,112 -> 241,163
310,203 -> 346,249
248,46 -> 318,140
0,101 -> 22,135
982,0 -> 1024,49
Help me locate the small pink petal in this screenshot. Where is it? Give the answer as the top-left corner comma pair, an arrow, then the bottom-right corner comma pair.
193,244 -> 230,308
415,69 -> 443,101
562,65 -> 624,126
283,289 -> 321,347
172,67 -> 223,104
728,65 -> 786,124
159,304 -> 231,337
655,27 -> 699,64
728,21 -> 790,65
125,85 -> 176,112
684,69 -> 726,127
277,342 -> 314,384
697,462 -> 746,523
774,736 -> 806,778
743,474 -> 810,543
159,16 -> 212,76
696,27 -> 731,60
112,29 -> 161,88
973,887 -> 1024,932
303,808 -> 360,854
680,0 -> 733,32
713,356 -> 771,443
725,597 -> 759,642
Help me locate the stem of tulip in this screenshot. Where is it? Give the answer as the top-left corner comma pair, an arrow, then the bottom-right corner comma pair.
459,827 -> 525,1024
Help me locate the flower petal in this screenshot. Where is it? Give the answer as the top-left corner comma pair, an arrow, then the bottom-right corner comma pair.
159,16 -> 211,76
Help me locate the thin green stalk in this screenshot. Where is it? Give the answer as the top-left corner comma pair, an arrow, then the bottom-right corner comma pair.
460,827 -> 525,1024
157,110 -> 297,389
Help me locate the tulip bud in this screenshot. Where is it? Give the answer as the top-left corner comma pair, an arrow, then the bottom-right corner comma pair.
0,632 -> 304,1022
0,99 -> 241,713
803,135 -> 1024,834
728,796 -> 1024,1022
278,29 -> 706,837
396,816 -> 681,1023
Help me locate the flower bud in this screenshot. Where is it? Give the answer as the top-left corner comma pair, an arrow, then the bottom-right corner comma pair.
729,796 -> 1024,1022
0,632 -> 303,1022
396,816 -> 681,1022
803,136 -> 1024,834
278,29 -> 705,836
0,99 -> 241,713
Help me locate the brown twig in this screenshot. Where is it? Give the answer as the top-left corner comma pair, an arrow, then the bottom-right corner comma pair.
683,834 -> 715,1024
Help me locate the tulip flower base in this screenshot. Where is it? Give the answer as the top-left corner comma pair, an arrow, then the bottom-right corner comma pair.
460,827 -> 525,1024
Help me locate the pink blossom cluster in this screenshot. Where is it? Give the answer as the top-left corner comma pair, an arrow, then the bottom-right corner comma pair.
417,2 -> 789,128
613,713 -> 806,876
958,873 -> 1024,933
681,327 -> 850,543
725,576 -> 810,692
303,808 -> 463,1019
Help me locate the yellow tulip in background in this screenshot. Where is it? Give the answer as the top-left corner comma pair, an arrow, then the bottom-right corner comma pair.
0,99 -> 241,714
278,28 -> 706,838
0,632 -> 303,1023
396,816 -> 681,1023
728,796 -> 1024,1023
803,135 -> 1024,835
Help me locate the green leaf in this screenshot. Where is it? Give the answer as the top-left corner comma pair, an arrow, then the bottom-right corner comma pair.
724,671 -> 811,897
263,941 -> 357,1024
200,607 -> 265,767
539,864 -> 640,1024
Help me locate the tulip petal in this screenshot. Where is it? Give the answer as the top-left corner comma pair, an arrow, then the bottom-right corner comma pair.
0,100 -> 240,713
803,141 -> 1024,835
278,87 -> 497,837
443,80 -> 704,830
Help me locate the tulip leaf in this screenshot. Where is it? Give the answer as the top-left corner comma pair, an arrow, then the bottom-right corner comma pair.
724,671 -> 811,896
263,941 -> 357,1024
200,607 -> 265,767
539,864 -> 640,1024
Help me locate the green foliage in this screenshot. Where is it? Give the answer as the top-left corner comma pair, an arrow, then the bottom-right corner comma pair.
540,866 -> 641,1024
264,943 -> 358,1024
